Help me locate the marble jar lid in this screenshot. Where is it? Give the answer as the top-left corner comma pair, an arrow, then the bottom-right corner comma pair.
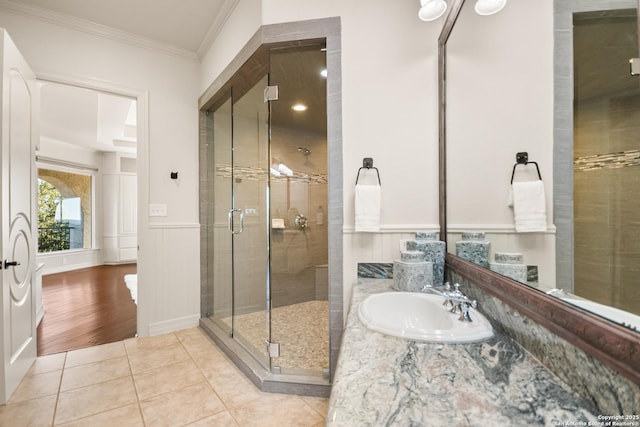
494,252 -> 524,264
400,250 -> 427,263
461,231 -> 486,241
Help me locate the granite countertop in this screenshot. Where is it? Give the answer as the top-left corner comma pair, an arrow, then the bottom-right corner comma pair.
326,279 -> 599,426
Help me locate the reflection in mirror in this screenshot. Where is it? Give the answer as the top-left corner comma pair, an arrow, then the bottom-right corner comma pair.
571,7 -> 640,319
445,0 -> 640,331
445,0 -> 555,289
556,0 -> 640,327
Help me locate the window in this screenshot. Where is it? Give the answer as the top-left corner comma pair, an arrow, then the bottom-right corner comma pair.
37,168 -> 93,253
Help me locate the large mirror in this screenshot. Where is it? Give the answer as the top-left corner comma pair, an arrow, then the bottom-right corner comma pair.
444,0 -> 640,332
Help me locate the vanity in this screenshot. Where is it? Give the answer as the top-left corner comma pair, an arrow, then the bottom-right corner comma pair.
327,279 -> 599,426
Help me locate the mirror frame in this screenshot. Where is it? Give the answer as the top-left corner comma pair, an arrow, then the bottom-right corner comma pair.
439,0 -> 640,385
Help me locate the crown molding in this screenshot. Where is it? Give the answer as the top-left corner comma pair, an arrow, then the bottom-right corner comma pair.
197,0 -> 240,58
0,0 -> 200,62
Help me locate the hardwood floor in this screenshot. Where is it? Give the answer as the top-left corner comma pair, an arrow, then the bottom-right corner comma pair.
37,264 -> 137,356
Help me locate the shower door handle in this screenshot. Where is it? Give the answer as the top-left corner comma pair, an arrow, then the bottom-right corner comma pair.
228,208 -> 244,234
237,210 -> 244,234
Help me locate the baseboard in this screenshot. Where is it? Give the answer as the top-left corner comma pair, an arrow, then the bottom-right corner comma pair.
148,314 -> 200,336
40,261 -> 102,275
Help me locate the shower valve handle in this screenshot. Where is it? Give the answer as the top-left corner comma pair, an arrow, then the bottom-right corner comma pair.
295,214 -> 308,230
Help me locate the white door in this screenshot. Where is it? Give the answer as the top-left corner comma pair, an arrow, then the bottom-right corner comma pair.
0,29 -> 37,404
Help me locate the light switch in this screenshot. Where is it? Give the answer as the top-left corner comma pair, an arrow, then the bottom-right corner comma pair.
149,204 -> 167,217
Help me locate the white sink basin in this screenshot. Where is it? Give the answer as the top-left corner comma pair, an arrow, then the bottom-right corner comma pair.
358,292 -> 494,343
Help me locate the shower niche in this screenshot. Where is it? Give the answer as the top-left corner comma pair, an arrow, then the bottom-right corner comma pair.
199,19 -> 341,397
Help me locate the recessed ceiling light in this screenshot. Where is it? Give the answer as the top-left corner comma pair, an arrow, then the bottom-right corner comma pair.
292,104 -> 308,112
320,69 -> 327,78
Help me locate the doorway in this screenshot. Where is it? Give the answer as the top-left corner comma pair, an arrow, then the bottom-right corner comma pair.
35,81 -> 139,354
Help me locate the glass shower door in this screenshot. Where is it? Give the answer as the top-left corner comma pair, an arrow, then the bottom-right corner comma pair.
268,45 -> 329,377
208,95 -> 233,334
230,74 -> 271,368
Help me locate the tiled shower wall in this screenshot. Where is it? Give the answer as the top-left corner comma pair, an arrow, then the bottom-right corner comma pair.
270,125 -> 328,308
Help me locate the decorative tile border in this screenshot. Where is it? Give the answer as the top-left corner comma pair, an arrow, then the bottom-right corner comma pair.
215,164 -> 328,184
574,149 -> 640,171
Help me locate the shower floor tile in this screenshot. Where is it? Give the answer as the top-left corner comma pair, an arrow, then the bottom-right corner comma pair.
223,300 -> 329,374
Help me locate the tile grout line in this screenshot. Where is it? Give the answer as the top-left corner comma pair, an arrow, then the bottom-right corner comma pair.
11,329 -> 328,426
50,351 -> 68,426
124,335 -> 148,426
181,329 -> 329,424
179,331 -> 243,426
52,342 -> 141,426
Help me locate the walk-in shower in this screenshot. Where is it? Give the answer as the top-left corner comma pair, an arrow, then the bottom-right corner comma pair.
198,19 -> 342,397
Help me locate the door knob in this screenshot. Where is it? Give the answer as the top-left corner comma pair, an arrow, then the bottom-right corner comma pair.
4,260 -> 20,269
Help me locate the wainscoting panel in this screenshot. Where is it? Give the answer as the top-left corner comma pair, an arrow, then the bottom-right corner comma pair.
137,224 -> 201,336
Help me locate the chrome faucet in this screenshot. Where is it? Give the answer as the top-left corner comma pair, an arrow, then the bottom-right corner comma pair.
428,282 -> 478,322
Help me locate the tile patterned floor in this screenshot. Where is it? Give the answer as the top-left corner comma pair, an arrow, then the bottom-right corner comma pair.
223,301 -> 329,374
0,328 -> 328,426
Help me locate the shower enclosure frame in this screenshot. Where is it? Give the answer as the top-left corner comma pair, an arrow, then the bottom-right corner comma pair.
198,17 -> 343,397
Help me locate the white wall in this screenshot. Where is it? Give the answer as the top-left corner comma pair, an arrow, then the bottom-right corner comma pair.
199,0 -> 262,94
261,0 -> 441,228
0,11 -> 202,336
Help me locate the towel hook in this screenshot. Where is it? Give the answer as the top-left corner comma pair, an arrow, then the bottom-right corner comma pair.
356,157 -> 381,185
511,152 -> 542,184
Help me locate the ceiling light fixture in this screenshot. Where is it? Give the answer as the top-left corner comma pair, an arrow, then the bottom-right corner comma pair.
292,104 -> 308,112
418,0 -> 447,22
320,69 -> 327,78
474,0 -> 507,16
418,0 -> 507,22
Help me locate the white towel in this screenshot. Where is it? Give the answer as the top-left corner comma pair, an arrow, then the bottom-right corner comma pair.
355,184 -> 381,232
511,180 -> 547,232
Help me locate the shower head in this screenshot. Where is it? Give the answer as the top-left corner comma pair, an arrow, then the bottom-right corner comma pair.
298,147 -> 311,156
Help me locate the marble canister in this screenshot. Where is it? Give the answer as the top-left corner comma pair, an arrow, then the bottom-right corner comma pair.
393,251 -> 433,292
490,252 -> 528,283
455,232 -> 491,268
406,232 -> 446,287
